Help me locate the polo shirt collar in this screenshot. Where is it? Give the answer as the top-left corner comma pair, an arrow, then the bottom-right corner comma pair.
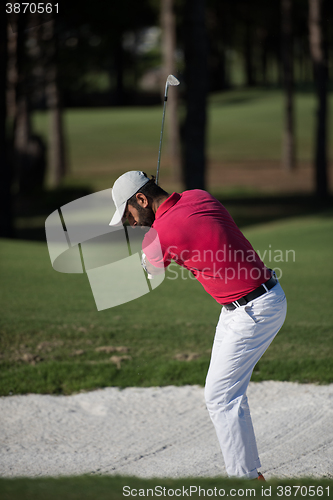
155,192 -> 181,219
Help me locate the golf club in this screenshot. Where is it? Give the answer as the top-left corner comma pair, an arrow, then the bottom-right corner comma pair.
155,74 -> 180,185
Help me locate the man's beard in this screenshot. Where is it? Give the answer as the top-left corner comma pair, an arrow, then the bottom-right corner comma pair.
136,205 -> 155,228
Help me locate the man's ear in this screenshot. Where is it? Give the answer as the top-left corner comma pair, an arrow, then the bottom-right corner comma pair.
136,193 -> 149,208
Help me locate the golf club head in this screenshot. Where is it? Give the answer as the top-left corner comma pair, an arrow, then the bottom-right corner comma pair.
165,74 -> 180,97
167,74 -> 180,86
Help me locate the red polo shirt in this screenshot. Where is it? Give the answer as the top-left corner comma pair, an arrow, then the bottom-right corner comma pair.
143,190 -> 271,304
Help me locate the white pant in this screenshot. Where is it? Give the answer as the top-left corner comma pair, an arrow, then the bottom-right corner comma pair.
205,282 -> 287,479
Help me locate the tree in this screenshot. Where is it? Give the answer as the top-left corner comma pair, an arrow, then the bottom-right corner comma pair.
206,0 -> 232,91
13,13 -> 32,194
308,0 -> 329,198
44,17 -> 67,188
281,0 -> 296,171
182,0 -> 209,190
160,0 -> 180,182
0,12 -> 14,237
244,13 -> 256,87
12,13 -> 46,196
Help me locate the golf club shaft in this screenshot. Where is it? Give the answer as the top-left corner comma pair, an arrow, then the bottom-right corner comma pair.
156,95 -> 168,186
155,75 -> 180,185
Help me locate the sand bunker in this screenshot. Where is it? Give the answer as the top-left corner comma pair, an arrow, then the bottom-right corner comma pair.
1,381 -> 332,479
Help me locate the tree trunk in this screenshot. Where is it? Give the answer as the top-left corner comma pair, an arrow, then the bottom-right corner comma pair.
182,0 -> 208,190
0,15 -> 14,237
14,13 -> 30,172
308,0 -> 328,198
244,17 -> 255,87
114,39 -> 125,106
281,0 -> 296,171
260,31 -> 268,86
13,12 -> 34,195
161,0 -> 181,182
6,23 -> 17,120
207,5 -> 230,91
48,79 -> 66,186
44,18 -> 66,188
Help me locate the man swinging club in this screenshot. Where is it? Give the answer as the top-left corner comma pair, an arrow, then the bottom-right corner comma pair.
110,170 -> 287,480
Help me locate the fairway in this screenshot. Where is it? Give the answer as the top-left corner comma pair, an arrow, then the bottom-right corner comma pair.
31,89 -> 333,194
1,212 -> 332,395
3,0 -> 333,489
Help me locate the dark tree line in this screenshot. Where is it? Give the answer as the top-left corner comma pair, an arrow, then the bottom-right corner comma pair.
0,8 -> 12,237
0,0 -> 332,237
308,0 -> 329,198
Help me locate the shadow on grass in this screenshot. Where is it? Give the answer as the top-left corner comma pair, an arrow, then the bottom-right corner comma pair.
12,189 -> 333,242
217,193 -> 333,229
209,90 -> 265,107
13,185 -> 93,241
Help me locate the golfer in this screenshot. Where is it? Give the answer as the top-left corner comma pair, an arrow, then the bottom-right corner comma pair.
110,171 -> 287,480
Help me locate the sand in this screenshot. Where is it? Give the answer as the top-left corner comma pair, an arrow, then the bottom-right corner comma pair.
1,381 -> 332,479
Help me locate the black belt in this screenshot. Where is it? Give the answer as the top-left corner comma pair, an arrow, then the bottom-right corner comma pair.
223,275 -> 278,311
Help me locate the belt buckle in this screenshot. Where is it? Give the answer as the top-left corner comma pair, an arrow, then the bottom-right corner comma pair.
232,297 -> 247,308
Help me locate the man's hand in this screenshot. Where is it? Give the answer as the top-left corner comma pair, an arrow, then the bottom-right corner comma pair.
141,252 -> 164,280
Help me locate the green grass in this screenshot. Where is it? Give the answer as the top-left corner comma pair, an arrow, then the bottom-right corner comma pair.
208,90 -> 327,162
33,107 -> 165,189
1,212 -> 332,395
0,476 -> 332,500
242,214 -> 333,383
31,89 -> 333,192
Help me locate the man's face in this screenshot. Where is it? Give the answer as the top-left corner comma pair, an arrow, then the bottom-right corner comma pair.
124,203 -> 155,228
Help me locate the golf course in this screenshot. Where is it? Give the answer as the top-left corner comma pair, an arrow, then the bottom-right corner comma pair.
1,89 -> 332,497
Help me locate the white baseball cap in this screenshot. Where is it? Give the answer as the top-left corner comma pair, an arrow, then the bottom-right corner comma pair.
109,171 -> 150,225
